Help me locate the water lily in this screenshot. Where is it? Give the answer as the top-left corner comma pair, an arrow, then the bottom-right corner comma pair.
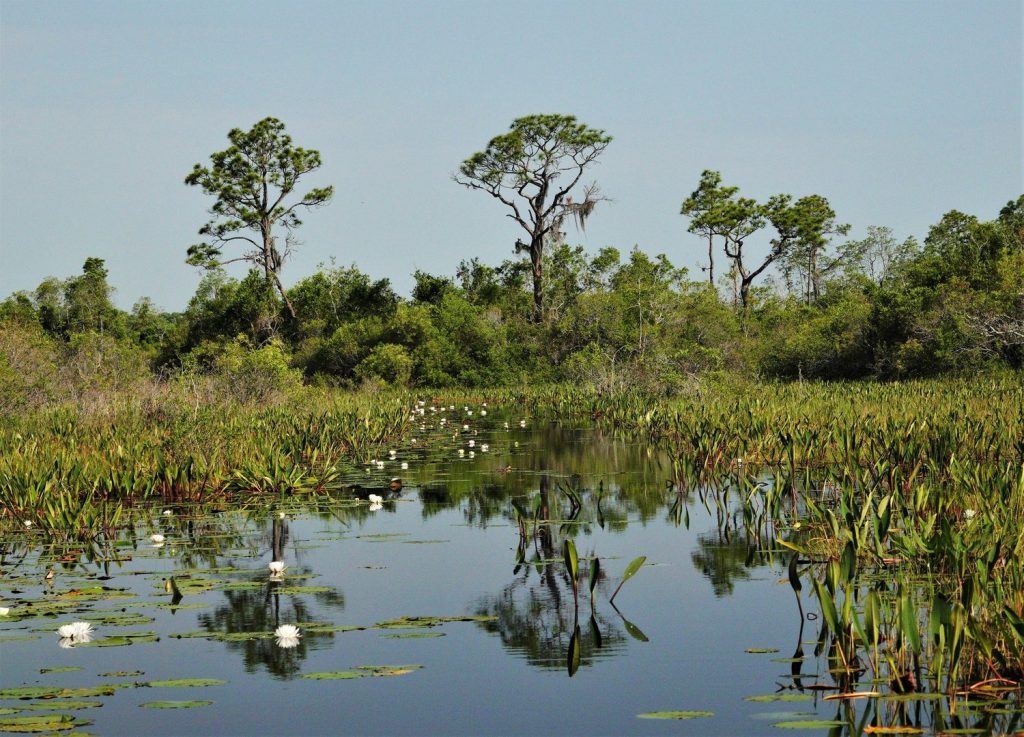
151,534 -> 165,543
268,561 -> 287,577
480,410 -> 487,416
275,624 -> 301,649
468,440 -> 475,447
162,509 -> 173,516
368,494 -> 384,504
458,449 -> 465,457
400,462 -> 409,470
23,520 -> 32,529
519,420 -> 527,428
375,460 -> 385,469
369,501 -> 383,511
57,622 -> 94,640
0,607 -> 10,616
481,444 -> 489,452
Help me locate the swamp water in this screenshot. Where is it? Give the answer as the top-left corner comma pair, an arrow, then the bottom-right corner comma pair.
1,420 -> 1020,736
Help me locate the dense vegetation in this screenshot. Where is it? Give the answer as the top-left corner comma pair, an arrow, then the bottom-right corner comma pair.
2,116 -> 1020,408
2,193 -> 1021,409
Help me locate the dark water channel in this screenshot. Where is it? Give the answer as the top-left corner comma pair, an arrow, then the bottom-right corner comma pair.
0,420 -> 1007,735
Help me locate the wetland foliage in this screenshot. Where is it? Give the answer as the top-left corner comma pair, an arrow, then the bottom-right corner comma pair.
0,378 -> 1022,734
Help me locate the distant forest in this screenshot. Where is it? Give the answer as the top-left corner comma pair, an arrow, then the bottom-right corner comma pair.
2,117 -> 1021,412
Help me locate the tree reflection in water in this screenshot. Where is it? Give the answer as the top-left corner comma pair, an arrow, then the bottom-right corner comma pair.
197,516 -> 345,680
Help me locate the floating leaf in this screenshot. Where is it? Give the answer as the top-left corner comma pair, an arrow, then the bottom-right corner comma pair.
746,648 -> 780,654
637,711 -> 714,720
381,632 -> 444,639
771,720 -> 846,729
301,671 -> 363,680
0,713 -> 90,732
16,701 -> 101,711
357,665 -> 422,677
745,694 -> 814,703
144,679 -> 224,688
862,727 -> 925,734
0,688 -> 62,700
138,701 -> 212,709
98,671 -> 143,678
39,667 -> 82,674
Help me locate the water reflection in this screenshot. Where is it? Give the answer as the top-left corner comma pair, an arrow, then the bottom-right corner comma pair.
474,476 -> 634,676
196,516 -> 345,680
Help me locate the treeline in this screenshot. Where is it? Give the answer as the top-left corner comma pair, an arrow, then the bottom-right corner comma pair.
1,192 -> 1021,412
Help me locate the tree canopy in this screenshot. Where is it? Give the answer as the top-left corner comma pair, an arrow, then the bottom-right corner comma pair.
185,117 -> 333,319
456,114 -> 612,321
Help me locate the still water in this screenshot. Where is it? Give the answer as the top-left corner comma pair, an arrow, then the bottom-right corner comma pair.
0,420 -> 1001,735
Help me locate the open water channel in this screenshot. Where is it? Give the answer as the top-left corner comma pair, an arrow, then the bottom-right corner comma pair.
1,415 -> 1015,735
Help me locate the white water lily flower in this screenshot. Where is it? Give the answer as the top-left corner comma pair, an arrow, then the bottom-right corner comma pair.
480,410 -> 487,416
468,451 -> 475,459
57,622 -> 94,640
369,501 -> 383,511
400,462 -> 409,470
964,509 -> 976,520
276,634 -> 301,649
458,449 -> 465,457
519,420 -> 527,428
162,509 -> 173,516
375,461 -> 385,469
0,607 -> 10,616
268,561 -> 287,577
274,624 -> 301,639
23,520 -> 32,529
468,440 -> 475,447
481,444 -> 489,452
151,534 -> 165,544
368,494 -> 384,504
462,424 -> 469,431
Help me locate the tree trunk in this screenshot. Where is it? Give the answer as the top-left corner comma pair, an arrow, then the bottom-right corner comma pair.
530,233 -> 544,323
707,234 -> 715,286
262,223 -> 297,321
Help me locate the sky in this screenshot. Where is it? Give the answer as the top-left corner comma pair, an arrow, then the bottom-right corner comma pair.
1,0 -> 1021,312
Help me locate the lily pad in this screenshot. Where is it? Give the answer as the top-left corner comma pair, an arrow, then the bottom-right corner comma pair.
0,714 -> 91,732
144,679 -> 225,688
381,632 -> 445,639
771,720 -> 847,729
637,711 -> 714,720
39,667 -> 82,674
745,694 -> 814,703
746,648 -> 780,654
17,701 -> 101,711
0,688 -> 61,700
357,665 -> 422,677
138,701 -> 212,709
98,671 -> 143,678
272,586 -> 334,595
300,671 -> 364,680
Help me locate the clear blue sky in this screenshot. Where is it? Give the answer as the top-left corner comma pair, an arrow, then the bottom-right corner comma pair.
2,0 -> 1020,311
